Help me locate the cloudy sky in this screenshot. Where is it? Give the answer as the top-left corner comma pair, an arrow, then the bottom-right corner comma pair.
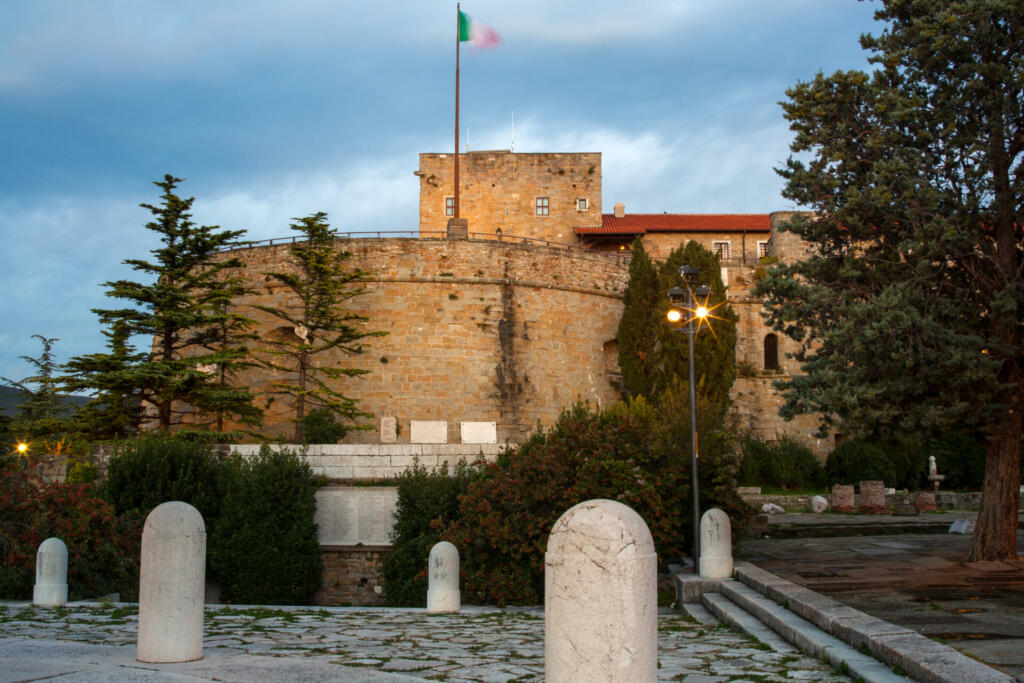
0,0 -> 882,383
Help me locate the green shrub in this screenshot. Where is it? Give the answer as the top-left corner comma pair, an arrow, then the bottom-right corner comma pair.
301,409 -> 348,444
210,445 -> 322,605
824,439 -> 896,486
739,436 -> 822,490
382,459 -> 481,606
103,434 -> 234,523
442,400 -> 743,606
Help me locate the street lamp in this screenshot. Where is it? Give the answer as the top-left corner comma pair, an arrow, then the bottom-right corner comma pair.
667,265 -> 711,569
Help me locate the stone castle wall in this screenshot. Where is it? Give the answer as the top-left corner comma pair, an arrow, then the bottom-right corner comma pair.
417,151 -> 603,244
216,237 -> 627,444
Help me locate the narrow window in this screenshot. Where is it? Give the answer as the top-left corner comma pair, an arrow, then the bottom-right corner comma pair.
536,196 -> 550,216
713,241 -> 731,260
445,197 -> 454,216
764,333 -> 779,371
757,241 -> 769,258
576,198 -> 588,211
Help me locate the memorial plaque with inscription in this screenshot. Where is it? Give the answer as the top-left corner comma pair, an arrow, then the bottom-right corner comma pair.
315,487 -> 399,546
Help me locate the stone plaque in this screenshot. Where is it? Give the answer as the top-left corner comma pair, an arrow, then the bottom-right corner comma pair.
831,484 -> 855,512
380,416 -> 398,444
315,487 -> 399,546
859,480 -> 887,514
411,420 -> 447,444
460,421 -> 497,444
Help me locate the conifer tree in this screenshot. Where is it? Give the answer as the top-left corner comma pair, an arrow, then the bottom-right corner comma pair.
757,0 -> 1023,560
617,239 -> 737,417
255,212 -> 382,443
616,237 -> 661,399
2,335 -> 67,440
69,175 -> 261,434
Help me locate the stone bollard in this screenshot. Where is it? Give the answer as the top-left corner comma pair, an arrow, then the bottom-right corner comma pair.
545,499 -> 657,683
426,541 -> 460,613
33,537 -> 68,606
137,501 -> 206,663
698,508 -> 733,579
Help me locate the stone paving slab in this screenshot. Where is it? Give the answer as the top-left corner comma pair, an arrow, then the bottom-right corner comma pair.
0,601 -> 853,682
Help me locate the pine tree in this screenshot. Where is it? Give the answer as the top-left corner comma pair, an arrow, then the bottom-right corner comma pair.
2,335 -> 67,440
69,175 -> 261,435
254,212 -> 383,443
757,0 -> 1023,560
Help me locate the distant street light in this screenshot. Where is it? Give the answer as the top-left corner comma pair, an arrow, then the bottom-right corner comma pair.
16,442 -> 28,455
667,265 -> 712,569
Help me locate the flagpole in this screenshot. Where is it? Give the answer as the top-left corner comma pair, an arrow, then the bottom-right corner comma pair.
454,3 -> 461,220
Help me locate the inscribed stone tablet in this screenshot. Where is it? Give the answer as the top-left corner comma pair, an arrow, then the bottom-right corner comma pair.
460,421 -> 497,444
411,420 -> 447,444
314,487 -> 399,546
380,416 -> 398,444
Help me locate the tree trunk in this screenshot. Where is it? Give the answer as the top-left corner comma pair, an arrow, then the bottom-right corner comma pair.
968,405 -> 1023,561
294,347 -> 307,444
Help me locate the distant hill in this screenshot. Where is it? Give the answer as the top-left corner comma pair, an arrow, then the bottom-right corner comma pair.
0,385 -> 90,417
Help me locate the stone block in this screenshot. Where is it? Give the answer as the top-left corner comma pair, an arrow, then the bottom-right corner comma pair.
545,499 -> 657,683
137,501 -> 206,663
914,492 -> 938,512
314,487 -> 399,546
380,416 -> 397,444
858,480 -> 887,514
699,508 -> 733,579
831,484 -> 855,512
426,541 -> 460,613
410,420 -> 447,444
33,537 -> 68,607
810,495 -> 829,513
460,421 -> 497,444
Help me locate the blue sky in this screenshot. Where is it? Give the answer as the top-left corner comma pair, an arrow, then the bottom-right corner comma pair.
0,0 -> 882,383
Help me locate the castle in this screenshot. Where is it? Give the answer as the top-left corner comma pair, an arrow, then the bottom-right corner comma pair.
218,150 -> 832,456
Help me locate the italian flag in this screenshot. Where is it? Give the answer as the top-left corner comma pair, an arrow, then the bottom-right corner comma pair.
458,10 -> 500,48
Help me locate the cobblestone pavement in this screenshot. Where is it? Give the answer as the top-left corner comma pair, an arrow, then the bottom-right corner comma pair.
0,602 -> 852,682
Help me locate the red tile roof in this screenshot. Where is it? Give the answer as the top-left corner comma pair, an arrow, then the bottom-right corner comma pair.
576,213 -> 772,235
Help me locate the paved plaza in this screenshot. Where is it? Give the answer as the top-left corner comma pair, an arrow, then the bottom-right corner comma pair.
0,601 -> 853,682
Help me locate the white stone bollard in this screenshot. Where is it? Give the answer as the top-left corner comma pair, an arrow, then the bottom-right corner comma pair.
545,499 -> 657,683
137,501 -> 206,663
810,495 -> 830,514
33,537 -> 68,606
426,541 -> 460,613
698,508 -> 733,579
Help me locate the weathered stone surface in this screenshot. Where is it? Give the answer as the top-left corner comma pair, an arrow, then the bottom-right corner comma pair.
33,537 -> 68,607
379,416 -> 397,444
914,492 -> 938,512
810,495 -> 829,513
460,421 -> 497,444
545,499 -> 657,683
410,420 -> 447,444
426,541 -> 460,613
699,508 -> 733,579
859,481 -> 887,514
137,501 -> 206,663
314,487 -> 398,546
831,484 -> 856,512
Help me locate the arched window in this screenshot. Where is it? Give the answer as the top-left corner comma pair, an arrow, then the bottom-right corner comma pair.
764,333 -> 779,371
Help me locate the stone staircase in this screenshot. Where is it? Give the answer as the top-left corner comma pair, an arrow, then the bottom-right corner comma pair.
675,561 -> 1014,683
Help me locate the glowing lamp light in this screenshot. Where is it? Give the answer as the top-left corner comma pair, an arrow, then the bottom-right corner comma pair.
16,442 -> 28,455
695,306 -> 708,319
667,308 -> 683,323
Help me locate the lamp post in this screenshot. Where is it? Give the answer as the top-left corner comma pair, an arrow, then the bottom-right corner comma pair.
667,265 -> 711,569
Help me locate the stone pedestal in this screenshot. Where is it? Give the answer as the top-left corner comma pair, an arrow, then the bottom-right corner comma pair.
426,541 -> 460,613
858,480 -> 887,514
446,218 -> 468,239
914,492 -> 938,512
33,537 -> 68,607
545,499 -> 657,683
831,484 -> 856,512
137,501 -> 206,664
698,509 -> 733,579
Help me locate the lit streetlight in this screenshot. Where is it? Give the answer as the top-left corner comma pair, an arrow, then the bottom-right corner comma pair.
667,265 -> 712,569
16,442 -> 28,456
